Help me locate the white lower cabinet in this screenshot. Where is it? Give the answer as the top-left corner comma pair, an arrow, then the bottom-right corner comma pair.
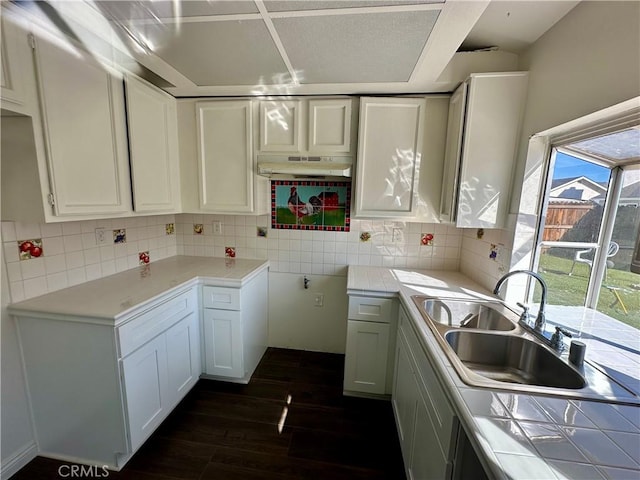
166,313 -> 201,405
122,334 -> 169,452
14,286 -> 199,469
344,320 -> 390,394
123,310 -> 200,451
203,308 -> 243,378
343,296 -> 398,396
393,305 -> 457,480
201,268 -> 268,383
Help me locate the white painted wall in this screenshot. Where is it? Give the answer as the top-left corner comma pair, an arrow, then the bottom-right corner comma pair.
510,1 -> 640,213
461,1 -> 640,292
268,272 -> 348,353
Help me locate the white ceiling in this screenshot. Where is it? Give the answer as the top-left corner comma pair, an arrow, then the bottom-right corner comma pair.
13,0 -> 579,97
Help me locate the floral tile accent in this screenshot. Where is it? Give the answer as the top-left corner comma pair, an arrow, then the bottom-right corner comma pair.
18,239 -> 43,260
193,224 -> 204,235
421,233 -> 434,246
225,247 -> 236,258
257,227 -> 268,238
165,223 -> 175,235
360,232 -> 371,242
490,244 -> 499,260
139,251 -> 150,265
113,229 -> 126,244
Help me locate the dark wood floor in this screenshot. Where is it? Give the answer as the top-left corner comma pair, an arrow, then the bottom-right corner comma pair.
14,348 -> 406,479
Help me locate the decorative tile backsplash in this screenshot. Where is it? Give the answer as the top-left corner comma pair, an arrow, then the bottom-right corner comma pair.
175,214 -> 463,276
271,180 -> 351,231
2,215 -> 177,302
2,212 -> 467,302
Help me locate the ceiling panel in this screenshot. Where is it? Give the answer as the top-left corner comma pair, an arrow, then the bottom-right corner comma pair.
98,1 -> 258,21
147,20 -> 288,86
265,0 -> 443,12
273,10 -> 439,83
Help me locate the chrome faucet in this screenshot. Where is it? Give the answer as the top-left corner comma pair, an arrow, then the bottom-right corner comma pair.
493,270 -> 548,332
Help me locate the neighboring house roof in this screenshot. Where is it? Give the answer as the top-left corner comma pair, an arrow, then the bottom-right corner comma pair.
592,180 -> 640,205
549,176 -> 608,200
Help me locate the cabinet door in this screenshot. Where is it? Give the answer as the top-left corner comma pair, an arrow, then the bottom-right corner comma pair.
259,100 -> 301,152
392,332 -> 419,460
126,75 -> 180,213
0,17 -> 26,111
308,99 -> 351,153
203,309 -> 243,378
33,36 -> 132,216
121,334 -> 169,451
409,389 -> 450,480
344,320 -> 390,394
196,101 -> 254,213
456,73 -> 528,228
165,312 -> 200,407
439,83 -> 467,223
355,97 -> 425,217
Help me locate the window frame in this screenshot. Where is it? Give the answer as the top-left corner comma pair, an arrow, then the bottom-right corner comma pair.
506,97 -> 640,310
531,148 -> 625,310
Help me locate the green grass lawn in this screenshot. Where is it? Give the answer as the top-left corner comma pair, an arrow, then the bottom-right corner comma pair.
536,253 -> 640,330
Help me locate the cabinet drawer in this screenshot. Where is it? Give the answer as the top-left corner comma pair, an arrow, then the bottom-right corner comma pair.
118,288 -> 196,358
348,296 -> 396,323
202,286 -> 241,310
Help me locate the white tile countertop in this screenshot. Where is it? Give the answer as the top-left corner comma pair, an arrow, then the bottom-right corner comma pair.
348,266 -> 640,480
8,256 -> 269,323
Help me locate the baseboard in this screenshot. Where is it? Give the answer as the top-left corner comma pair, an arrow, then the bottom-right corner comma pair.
1,441 -> 37,479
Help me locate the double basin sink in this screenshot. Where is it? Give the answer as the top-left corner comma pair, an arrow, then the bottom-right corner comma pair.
411,295 -> 638,404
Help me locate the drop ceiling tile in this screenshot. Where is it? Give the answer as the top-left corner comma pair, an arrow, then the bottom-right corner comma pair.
178,1 -> 259,16
265,0 -> 443,12
98,1 -> 257,21
273,10 -> 439,83
148,20 -> 288,86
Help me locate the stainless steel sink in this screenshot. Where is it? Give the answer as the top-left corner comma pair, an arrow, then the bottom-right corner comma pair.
421,298 -> 517,331
445,330 -> 585,389
411,295 -> 639,404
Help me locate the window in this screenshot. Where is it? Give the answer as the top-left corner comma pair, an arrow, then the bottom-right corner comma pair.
531,129 -> 640,329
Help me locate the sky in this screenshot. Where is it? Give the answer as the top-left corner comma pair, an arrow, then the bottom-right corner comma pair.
554,151 -> 640,186
553,152 -> 611,183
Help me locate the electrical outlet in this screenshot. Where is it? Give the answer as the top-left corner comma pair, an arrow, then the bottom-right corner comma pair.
213,221 -> 223,235
314,293 -> 324,307
392,228 -> 402,243
95,228 -> 108,245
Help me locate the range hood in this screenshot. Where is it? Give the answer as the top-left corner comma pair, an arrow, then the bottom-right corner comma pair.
257,155 -> 353,179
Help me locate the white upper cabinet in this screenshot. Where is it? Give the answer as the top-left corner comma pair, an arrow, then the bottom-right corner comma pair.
196,100 -> 267,214
32,35 -> 132,217
258,97 -> 354,155
259,100 -> 302,152
125,75 -> 180,213
0,16 -> 27,113
308,98 -> 352,153
355,97 -> 426,218
440,72 -> 529,228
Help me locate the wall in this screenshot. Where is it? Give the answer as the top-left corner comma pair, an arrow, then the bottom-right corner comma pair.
460,1 -> 640,293
174,213 -> 463,352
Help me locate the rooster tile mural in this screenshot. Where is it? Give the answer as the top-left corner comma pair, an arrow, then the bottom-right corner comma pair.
271,180 -> 350,231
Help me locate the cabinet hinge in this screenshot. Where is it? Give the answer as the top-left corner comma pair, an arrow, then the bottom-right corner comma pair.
28,33 -> 36,50
47,193 -> 55,206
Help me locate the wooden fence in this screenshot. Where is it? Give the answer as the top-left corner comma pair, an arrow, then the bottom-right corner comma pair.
543,203 -> 594,241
